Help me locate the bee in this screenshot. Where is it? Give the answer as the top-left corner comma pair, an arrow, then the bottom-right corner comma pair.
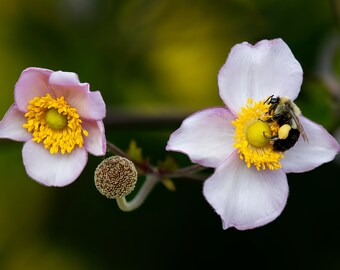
263,95 -> 308,151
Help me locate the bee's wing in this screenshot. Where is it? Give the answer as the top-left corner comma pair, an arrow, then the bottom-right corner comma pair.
289,108 -> 309,143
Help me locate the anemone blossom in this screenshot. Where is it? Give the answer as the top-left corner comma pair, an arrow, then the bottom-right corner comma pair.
0,68 -> 106,187
166,39 -> 340,230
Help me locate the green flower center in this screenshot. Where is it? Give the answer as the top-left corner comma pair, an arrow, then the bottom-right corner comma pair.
45,108 -> 68,130
246,120 -> 271,148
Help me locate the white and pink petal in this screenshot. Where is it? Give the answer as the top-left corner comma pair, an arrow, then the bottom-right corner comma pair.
22,141 -> 88,187
203,151 -> 288,230
281,116 -> 340,173
49,74 -> 106,120
15,67 -> 53,112
218,38 -> 303,115
82,119 -> 106,156
49,71 -> 84,88
166,107 -> 236,168
0,104 -> 31,142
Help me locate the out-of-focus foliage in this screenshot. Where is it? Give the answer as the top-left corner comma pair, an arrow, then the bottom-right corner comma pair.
1,0 -> 340,269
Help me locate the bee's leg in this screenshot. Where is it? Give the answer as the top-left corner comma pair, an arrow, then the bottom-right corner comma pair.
262,112 -> 287,126
269,136 -> 280,141
258,115 -> 275,122
263,95 -> 274,104
263,132 -> 280,141
263,117 -> 275,123
271,112 -> 286,121
259,110 -> 284,123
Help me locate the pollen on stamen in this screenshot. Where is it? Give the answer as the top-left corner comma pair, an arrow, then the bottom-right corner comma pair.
23,93 -> 88,155
232,98 -> 283,170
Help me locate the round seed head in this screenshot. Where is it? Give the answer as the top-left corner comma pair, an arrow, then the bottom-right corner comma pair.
94,156 -> 138,199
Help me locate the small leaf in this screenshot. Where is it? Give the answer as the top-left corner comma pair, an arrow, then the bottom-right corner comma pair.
162,178 -> 176,191
127,140 -> 143,162
157,155 -> 179,173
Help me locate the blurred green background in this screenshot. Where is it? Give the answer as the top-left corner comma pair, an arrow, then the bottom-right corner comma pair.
1,0 -> 340,269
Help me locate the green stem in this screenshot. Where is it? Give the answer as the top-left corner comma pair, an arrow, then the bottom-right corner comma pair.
116,174 -> 159,212
164,164 -> 206,179
106,140 -> 207,181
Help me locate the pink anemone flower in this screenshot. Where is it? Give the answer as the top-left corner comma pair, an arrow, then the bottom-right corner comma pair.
0,67 -> 106,187
166,39 -> 340,230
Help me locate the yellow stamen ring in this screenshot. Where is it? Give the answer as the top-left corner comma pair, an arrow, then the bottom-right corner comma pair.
23,93 -> 88,154
232,98 -> 283,170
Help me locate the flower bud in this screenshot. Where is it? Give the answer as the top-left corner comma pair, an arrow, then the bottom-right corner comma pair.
94,156 -> 138,199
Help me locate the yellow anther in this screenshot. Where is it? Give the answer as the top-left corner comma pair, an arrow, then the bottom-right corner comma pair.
23,94 -> 88,154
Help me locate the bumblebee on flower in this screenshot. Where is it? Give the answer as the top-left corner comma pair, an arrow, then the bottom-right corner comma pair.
0,68 -> 106,187
166,38 -> 340,230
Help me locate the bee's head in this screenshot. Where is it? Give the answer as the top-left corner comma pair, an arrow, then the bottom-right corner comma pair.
269,96 -> 280,105
263,95 -> 280,105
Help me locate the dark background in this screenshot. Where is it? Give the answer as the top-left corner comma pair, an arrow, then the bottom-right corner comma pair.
1,0 -> 340,269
